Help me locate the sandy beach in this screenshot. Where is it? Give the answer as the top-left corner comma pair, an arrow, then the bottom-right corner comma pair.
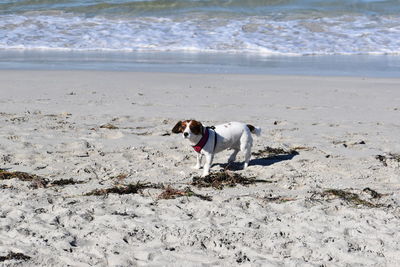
1,70 -> 400,266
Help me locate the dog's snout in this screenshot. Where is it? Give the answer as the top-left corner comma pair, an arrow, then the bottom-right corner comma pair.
183,132 -> 189,137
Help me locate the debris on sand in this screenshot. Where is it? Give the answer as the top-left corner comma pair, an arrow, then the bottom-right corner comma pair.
312,188 -> 386,208
100,123 -> 119,129
50,178 -> 85,186
362,187 -> 383,199
0,170 -> 84,188
191,170 -> 270,190
84,182 -> 161,196
158,185 -> 212,201
252,146 -> 299,158
263,196 -> 296,203
375,155 -> 387,166
0,252 -> 31,262
0,170 -> 49,188
1,169 -> 40,181
0,184 -> 14,189
375,153 -> 400,166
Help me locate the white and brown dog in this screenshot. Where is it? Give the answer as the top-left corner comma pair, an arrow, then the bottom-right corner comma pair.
172,120 -> 261,176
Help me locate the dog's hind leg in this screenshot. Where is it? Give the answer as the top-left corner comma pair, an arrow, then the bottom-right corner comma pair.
240,132 -> 253,169
243,148 -> 252,169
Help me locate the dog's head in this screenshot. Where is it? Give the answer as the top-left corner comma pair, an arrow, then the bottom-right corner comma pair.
172,120 -> 204,141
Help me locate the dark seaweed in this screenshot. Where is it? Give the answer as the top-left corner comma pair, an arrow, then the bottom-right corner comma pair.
191,170 -> 270,189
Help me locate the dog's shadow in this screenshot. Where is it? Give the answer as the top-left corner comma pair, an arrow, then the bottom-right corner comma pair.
249,152 -> 299,167
212,150 -> 299,170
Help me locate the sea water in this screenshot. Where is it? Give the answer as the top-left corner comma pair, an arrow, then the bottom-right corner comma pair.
0,0 -> 399,75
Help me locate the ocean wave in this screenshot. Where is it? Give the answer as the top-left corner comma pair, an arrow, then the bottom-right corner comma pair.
0,13 -> 399,56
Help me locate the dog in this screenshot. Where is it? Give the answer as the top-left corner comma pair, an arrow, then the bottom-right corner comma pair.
172,120 -> 261,176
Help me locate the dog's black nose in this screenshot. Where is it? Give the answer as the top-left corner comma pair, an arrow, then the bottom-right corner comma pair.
184,132 -> 189,137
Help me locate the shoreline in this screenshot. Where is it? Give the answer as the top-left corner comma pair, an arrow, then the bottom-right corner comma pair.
0,51 -> 399,77
1,70 -> 399,266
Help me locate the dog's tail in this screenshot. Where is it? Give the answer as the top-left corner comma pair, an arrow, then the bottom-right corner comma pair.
247,124 -> 262,136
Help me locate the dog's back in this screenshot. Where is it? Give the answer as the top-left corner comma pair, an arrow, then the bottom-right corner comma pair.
214,122 -> 261,153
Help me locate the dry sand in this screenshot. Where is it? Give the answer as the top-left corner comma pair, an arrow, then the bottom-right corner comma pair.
0,71 -> 399,266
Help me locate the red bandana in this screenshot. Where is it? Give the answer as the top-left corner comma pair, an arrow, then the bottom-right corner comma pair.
192,127 -> 209,153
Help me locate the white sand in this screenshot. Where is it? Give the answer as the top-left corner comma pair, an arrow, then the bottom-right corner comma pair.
1,71 -> 400,266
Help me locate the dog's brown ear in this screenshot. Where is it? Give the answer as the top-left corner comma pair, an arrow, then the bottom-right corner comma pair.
189,120 -> 203,135
172,121 -> 183,133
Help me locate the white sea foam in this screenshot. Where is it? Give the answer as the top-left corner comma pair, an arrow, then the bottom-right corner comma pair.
0,13 -> 399,56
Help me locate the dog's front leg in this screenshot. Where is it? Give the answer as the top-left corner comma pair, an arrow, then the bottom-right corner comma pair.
194,153 -> 202,169
202,153 -> 213,177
